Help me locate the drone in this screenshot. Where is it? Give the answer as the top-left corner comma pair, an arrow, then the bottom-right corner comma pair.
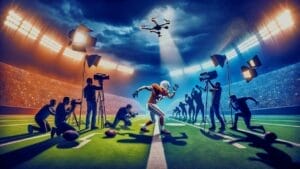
140,18 -> 170,37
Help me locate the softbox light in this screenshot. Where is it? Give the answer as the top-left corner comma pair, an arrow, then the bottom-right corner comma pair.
211,54 -> 227,67
241,65 -> 257,82
247,55 -> 262,68
86,54 -> 101,67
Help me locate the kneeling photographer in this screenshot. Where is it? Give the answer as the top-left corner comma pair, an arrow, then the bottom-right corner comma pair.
51,97 -> 80,138
106,104 -> 138,129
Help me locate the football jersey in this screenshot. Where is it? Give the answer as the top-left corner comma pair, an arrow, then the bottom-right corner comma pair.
148,83 -> 168,104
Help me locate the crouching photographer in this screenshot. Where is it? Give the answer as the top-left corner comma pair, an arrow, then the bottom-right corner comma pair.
106,104 -> 138,129
51,97 -> 81,139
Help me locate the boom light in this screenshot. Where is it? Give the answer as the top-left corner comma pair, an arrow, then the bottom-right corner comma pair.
40,35 -> 62,53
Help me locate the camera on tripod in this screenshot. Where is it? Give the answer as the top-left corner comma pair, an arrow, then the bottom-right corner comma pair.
94,73 -> 110,82
71,99 -> 82,106
199,70 -> 218,82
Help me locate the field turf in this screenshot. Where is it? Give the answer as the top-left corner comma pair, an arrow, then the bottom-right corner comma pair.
0,114 -> 299,169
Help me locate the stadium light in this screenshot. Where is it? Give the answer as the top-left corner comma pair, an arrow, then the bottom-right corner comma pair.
117,65 -> 134,74
201,60 -> 214,70
4,10 -> 23,30
170,69 -> 183,77
237,35 -> 259,53
98,60 -> 117,70
27,27 -> 40,40
40,35 -> 62,53
241,65 -> 257,82
18,21 -> 32,36
276,9 -> 294,30
259,27 -> 271,40
63,47 -> 85,61
247,55 -> 262,68
225,49 -> 238,60
267,21 -> 280,36
183,64 -> 202,74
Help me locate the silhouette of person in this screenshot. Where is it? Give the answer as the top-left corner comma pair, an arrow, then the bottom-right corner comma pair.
191,85 -> 205,123
185,94 -> 195,122
208,80 -> 225,131
110,104 -> 134,129
28,99 -> 56,134
173,106 -> 181,118
84,78 -> 103,130
229,95 -> 265,133
179,102 -> 187,120
51,97 -> 77,138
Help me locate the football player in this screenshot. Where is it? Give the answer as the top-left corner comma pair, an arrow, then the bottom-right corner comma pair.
133,80 -> 176,134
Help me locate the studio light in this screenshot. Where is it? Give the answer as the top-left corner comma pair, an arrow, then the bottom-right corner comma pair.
211,54 -> 227,67
68,24 -> 97,52
86,54 -> 101,67
247,55 -> 262,68
241,65 -> 257,82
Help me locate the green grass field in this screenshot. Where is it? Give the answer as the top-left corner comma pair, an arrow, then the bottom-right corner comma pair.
0,114 -> 299,169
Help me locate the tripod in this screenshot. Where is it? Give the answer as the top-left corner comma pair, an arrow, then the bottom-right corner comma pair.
203,80 -> 210,130
96,82 -> 106,129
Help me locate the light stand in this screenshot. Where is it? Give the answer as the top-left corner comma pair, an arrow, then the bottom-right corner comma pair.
203,80 -> 210,130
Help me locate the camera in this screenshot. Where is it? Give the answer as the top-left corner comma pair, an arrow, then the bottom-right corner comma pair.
199,71 -> 218,81
94,73 -> 110,81
71,99 -> 82,105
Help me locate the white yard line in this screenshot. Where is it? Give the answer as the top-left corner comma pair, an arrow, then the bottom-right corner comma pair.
253,119 -> 300,123
73,133 -> 101,149
171,118 -> 246,149
257,122 -> 300,128
146,120 -> 168,169
0,123 -> 33,127
0,134 -> 49,147
238,129 -> 300,147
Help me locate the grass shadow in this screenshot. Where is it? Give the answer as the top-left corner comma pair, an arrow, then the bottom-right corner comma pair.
162,132 -> 188,146
199,129 -> 223,140
117,133 -> 152,144
0,137 -> 63,168
230,129 -> 300,169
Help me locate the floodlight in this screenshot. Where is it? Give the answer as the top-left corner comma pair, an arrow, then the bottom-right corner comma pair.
40,35 -> 62,53
211,54 -> 227,67
86,54 -> 101,67
98,60 -> 117,70
241,65 -> 257,82
237,35 -> 259,53
63,48 -> 85,61
183,65 -> 202,74
68,24 -> 97,52
276,9 -> 293,30
225,49 -> 238,60
247,55 -> 262,68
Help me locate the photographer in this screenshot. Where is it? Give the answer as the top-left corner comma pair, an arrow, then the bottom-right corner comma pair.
84,78 -> 103,130
179,101 -> 187,120
208,80 -> 225,131
191,85 -> 205,123
51,97 -> 77,138
109,104 -> 136,129
230,95 -> 265,133
185,94 -> 195,122
28,99 -> 56,134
